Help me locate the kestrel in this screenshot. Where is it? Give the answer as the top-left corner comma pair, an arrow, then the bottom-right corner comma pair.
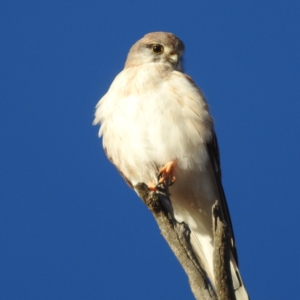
94,32 -> 249,300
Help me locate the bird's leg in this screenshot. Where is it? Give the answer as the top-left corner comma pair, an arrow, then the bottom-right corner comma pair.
158,160 -> 177,186
147,161 -> 177,192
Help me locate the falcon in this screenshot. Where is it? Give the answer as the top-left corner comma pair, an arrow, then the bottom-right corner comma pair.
94,32 -> 249,300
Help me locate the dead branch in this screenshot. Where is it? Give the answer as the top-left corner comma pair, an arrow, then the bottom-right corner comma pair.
213,201 -> 236,300
134,183 -> 236,300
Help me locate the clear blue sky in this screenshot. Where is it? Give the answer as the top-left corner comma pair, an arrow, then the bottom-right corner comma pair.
1,2 -> 299,299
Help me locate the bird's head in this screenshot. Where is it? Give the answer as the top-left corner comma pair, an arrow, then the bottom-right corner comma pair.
124,32 -> 185,71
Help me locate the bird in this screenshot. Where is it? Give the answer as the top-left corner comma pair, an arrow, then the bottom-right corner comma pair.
94,32 -> 249,300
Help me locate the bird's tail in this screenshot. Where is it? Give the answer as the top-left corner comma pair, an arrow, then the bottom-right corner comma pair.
230,254 -> 249,300
189,230 -> 249,300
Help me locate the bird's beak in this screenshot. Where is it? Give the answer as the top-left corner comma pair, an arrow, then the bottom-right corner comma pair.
167,53 -> 178,66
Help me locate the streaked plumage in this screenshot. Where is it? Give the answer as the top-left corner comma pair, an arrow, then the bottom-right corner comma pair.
94,32 -> 249,300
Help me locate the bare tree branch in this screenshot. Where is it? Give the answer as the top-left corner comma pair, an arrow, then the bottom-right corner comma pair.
135,183 -> 216,300
134,183 -> 236,300
213,201 -> 236,300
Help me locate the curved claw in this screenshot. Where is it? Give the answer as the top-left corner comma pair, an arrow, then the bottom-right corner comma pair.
158,160 -> 177,186
147,161 -> 177,192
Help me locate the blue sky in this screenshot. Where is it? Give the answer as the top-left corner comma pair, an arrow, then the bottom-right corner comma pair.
1,1 -> 300,299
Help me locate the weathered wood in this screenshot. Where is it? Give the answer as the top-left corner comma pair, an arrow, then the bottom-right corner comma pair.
213,201 -> 236,300
135,183 -> 235,300
135,183 -> 216,300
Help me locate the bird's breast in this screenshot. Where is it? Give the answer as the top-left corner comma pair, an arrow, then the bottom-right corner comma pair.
96,65 -> 213,185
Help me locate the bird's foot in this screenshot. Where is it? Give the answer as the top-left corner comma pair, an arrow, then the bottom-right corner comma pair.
147,161 -> 176,192
147,182 -> 157,191
158,160 -> 176,186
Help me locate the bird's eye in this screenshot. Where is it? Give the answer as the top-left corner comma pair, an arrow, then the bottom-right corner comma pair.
152,44 -> 164,54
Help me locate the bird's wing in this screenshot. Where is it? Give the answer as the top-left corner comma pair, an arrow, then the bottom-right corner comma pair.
206,131 -> 250,300
206,129 -> 239,265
